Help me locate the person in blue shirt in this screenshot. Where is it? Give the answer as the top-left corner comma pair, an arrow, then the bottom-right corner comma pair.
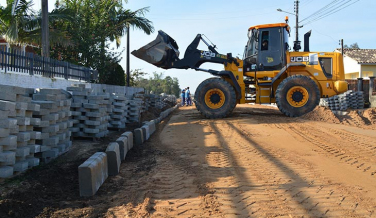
185,87 -> 191,106
181,88 -> 186,106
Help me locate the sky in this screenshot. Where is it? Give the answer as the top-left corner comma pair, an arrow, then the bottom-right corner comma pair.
1,0 -> 375,94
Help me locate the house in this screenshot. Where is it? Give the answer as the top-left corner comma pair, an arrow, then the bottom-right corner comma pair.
335,48 -> 376,79
0,36 -> 36,53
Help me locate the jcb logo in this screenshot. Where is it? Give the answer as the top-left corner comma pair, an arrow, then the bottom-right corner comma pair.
291,56 -> 309,62
201,50 -> 215,58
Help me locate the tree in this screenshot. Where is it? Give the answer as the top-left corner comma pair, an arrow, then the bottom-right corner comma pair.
0,0 -> 70,47
51,0 -> 154,81
344,42 -> 360,49
128,70 -> 181,97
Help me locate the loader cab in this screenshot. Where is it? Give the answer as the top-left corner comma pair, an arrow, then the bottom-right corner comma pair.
243,23 -> 290,72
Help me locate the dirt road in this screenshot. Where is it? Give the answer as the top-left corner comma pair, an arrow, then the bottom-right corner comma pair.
104,105 -> 376,217
1,104 -> 376,218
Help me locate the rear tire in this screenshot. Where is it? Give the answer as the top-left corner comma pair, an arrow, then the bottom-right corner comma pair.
194,78 -> 237,119
275,75 -> 320,117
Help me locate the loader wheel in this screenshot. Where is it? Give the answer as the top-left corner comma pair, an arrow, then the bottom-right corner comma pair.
275,75 -> 320,117
195,78 -> 237,119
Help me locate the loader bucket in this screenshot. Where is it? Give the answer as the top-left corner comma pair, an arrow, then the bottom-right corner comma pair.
131,30 -> 180,69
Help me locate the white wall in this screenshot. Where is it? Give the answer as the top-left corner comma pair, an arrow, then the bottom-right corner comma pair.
343,56 -> 361,77
0,71 -> 144,97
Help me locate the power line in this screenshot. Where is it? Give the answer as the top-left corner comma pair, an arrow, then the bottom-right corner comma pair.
301,0 -> 346,23
301,0 -> 359,26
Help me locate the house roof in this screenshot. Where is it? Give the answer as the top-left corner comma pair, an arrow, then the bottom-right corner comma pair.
335,48 -> 376,64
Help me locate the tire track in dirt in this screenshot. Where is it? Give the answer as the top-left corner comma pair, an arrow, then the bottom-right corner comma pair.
279,122 -> 376,177
211,119 -> 375,217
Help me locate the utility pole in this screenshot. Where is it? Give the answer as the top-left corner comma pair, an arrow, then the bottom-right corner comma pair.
126,24 -> 130,87
340,39 -> 344,56
41,0 -> 49,57
293,0 -> 301,51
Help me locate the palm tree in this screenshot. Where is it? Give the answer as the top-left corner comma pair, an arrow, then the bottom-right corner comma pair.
0,0 -> 39,45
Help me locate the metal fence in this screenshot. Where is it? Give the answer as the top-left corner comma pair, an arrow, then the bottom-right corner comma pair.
0,47 -> 97,82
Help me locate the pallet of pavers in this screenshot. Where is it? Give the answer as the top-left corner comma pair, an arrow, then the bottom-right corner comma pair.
0,85 -> 42,178
108,94 -> 127,129
32,88 -> 73,163
67,85 -> 109,138
126,99 -> 141,123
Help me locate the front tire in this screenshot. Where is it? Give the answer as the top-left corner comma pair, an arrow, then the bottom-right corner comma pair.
275,75 -> 320,117
194,78 -> 237,119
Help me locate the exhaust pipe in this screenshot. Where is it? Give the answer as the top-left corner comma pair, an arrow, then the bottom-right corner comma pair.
304,30 -> 311,52
131,30 -> 180,69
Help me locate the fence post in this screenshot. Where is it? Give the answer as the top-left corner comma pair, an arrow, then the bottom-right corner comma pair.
29,53 -> 34,75
64,61 -> 69,80
357,78 -> 363,92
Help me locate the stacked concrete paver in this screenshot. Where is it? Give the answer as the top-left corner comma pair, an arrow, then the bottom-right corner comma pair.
320,90 -> 365,111
68,85 -> 110,138
32,88 -> 72,163
108,94 -> 127,129
0,85 -> 42,177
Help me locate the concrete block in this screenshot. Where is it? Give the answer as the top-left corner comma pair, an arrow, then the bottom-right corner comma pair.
0,135 -> 17,150
16,147 -> 30,157
84,128 -> 100,134
14,161 -> 28,172
0,100 -> 16,111
16,102 -> 28,110
0,128 -> 10,138
17,95 -> 32,103
121,131 -> 133,150
105,142 -> 121,176
0,92 -> 16,102
83,103 -> 99,109
78,152 -> 108,197
116,136 -> 128,160
0,119 -> 17,129
0,166 -> 13,178
42,148 -> 59,159
0,111 -> 9,120
141,126 -> 148,141
30,131 -> 41,140
26,157 -> 39,167
17,132 -> 31,142
134,128 -> 144,146
28,144 -> 41,153
0,151 -> 16,165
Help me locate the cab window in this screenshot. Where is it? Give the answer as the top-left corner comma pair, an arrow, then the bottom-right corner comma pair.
319,57 -> 332,78
261,31 -> 269,51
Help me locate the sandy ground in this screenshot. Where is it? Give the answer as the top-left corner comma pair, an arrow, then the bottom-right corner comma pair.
0,104 -> 376,218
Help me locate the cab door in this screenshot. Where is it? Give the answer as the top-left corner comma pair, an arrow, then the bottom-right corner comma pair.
257,27 -> 285,71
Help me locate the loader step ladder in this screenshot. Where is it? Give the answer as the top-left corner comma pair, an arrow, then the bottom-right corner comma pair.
257,81 -> 272,104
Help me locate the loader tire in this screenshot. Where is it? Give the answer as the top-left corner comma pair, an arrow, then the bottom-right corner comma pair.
275,75 -> 320,117
194,78 -> 237,119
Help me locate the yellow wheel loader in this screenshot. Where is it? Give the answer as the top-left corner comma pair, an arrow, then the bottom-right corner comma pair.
132,19 -> 348,118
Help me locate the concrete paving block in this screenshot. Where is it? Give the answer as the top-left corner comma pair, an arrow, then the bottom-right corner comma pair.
33,94 -> 56,101
40,136 -> 59,146
30,131 -> 41,140
16,117 -> 30,126
16,102 -> 28,110
106,142 -> 121,176
31,101 -> 56,109
0,151 -> 16,165
85,120 -> 101,126
17,132 -> 31,142
0,128 -> 10,138
140,126 -> 148,141
149,120 -> 156,135
26,157 -> 40,168
14,161 -> 29,172
28,144 -> 41,153
121,131 -> 133,150
134,128 -> 144,146
116,136 -> 128,160
0,166 -> 14,178
0,119 -> 17,129
86,112 -> 102,118
0,100 -> 16,111
0,135 -> 17,149
83,103 -> 99,109
78,152 -> 108,197
39,88 -> 62,95
84,128 -> 100,134
16,147 -> 30,157
42,148 -> 59,159
0,111 -> 9,120
17,95 -> 32,103
0,92 -> 16,102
